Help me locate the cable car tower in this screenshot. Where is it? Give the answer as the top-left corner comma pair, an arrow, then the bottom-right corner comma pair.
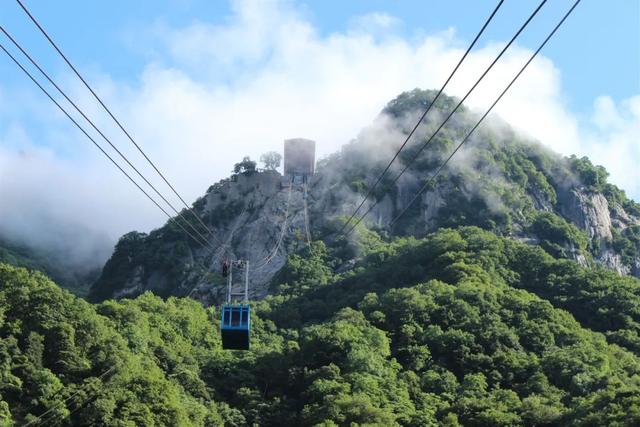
220,260 -> 251,350
219,139 -> 315,351
283,138 -> 315,198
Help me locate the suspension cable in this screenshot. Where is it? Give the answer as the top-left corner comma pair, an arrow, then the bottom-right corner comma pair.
337,0 -> 506,235
253,178 -> 294,270
0,25 -> 219,251
389,0 -> 582,228
342,0 -> 548,238
303,182 -> 312,248
0,42 -> 211,248
186,201 -> 250,298
15,0 -> 219,242
23,366 -> 116,427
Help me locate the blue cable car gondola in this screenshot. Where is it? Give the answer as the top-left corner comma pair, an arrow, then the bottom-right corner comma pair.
221,260 -> 251,350
221,304 -> 250,350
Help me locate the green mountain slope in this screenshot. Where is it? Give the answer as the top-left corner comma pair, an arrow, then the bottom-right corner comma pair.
2,226 -> 640,425
89,89 -> 640,303
3,89 -> 640,425
0,239 -> 98,297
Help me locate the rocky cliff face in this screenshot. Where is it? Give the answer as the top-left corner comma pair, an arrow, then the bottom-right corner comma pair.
97,171 -> 316,303
560,190 -> 613,240
557,186 -> 640,275
90,89 -> 640,303
201,171 -> 311,300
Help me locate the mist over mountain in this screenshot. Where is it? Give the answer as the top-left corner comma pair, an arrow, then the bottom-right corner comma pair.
89,89 -> 640,303
0,239 -> 99,297
0,196 -> 112,294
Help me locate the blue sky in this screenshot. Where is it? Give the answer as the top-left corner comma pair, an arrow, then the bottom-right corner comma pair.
2,1 -> 638,113
0,0 -> 639,251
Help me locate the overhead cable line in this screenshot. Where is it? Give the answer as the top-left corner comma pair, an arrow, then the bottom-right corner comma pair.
342,0 -> 548,238
389,0 -> 581,227
23,366 -> 116,427
0,26 -> 217,251
186,201 -> 250,298
302,183 -> 312,248
0,42 -> 211,249
15,0 -> 220,245
337,0 -> 506,235
35,367 -> 117,427
254,179 -> 294,270
185,243 -> 226,299
38,369 -> 116,427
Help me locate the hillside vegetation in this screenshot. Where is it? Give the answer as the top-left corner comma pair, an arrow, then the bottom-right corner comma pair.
2,226 -> 640,425
2,89 -> 640,425
0,239 -> 98,297
89,90 -> 640,303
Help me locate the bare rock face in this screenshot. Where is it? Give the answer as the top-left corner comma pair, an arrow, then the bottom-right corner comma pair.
611,204 -> 632,229
421,187 -> 445,229
194,172 -> 312,301
360,193 -> 395,229
560,189 -> 612,240
192,164 -> 427,302
90,89 -> 640,303
611,203 -> 640,230
574,252 -> 590,269
598,205 -> 639,278
599,246 -> 631,276
94,163 -> 640,303
114,265 -> 145,299
555,187 -> 640,277
530,185 -> 554,212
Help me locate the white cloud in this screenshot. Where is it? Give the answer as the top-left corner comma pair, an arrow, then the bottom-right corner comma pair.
348,12 -> 402,34
582,95 -> 640,198
0,0 -> 637,263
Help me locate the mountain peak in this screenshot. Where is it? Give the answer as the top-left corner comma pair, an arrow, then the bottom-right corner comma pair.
382,88 -> 464,118
89,90 -> 640,303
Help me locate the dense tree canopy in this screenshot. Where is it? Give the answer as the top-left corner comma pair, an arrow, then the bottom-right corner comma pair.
3,224 -> 640,425
4,89 -> 640,425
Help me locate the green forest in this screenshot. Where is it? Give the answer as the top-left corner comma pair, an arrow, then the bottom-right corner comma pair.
1,0 -> 637,422
2,90 -> 639,427
2,225 -> 639,426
